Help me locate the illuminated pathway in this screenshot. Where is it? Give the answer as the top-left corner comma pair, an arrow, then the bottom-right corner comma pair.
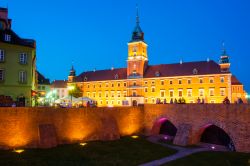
139,135 -> 227,166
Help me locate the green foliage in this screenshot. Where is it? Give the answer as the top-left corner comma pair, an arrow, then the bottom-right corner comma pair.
68,85 -> 82,98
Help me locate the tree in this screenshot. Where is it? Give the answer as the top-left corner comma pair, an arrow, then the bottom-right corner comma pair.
68,85 -> 83,98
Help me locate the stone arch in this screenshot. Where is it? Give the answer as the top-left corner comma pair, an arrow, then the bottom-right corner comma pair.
197,123 -> 235,151
151,117 -> 177,137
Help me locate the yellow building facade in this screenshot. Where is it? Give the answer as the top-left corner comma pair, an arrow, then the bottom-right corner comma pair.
68,12 -> 247,106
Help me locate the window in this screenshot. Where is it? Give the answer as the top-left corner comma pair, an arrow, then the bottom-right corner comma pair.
220,77 -> 225,83
87,92 -> 90,97
210,100 -> 215,103
209,88 -> 214,96
124,82 -> 127,87
0,69 -> 4,81
199,89 -> 204,97
132,91 -> 136,97
106,100 -> 109,104
117,82 -> 120,87
123,91 -> 127,97
145,98 -> 148,103
199,78 -> 203,84
133,81 -> 136,86
87,84 -> 90,88
19,53 -> 28,64
93,84 -> 95,88
111,91 -> 114,97
105,91 -> 109,97
151,80 -> 155,84
19,71 -> 27,83
84,76 -> 87,81
99,83 -> 102,88
187,89 -> 192,97
188,79 -> 191,84
93,92 -> 96,98
193,68 -> 198,74
161,80 -> 164,85
99,92 -> 102,97
169,90 -> 174,97
117,100 -> 121,105
111,83 -> 114,87
209,78 -> 214,83
100,100 -> 103,105
170,80 -> 173,85
111,100 -> 114,104
155,71 -> 160,77
106,83 -> 109,87
178,79 -> 182,84
0,49 -> 4,62
4,34 -> 11,42
114,74 -> 119,79
151,87 -> 155,92
117,91 -> 121,97
220,88 -> 225,96
144,81 -> 147,85
178,90 -> 183,97
160,90 -> 165,97
145,87 -> 148,92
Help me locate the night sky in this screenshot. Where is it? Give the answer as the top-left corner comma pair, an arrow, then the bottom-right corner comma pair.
1,0 -> 250,92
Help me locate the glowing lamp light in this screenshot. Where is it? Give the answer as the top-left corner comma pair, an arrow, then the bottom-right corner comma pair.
211,146 -> 215,150
164,136 -> 168,140
13,149 -> 24,154
131,135 -> 139,139
80,143 -> 87,146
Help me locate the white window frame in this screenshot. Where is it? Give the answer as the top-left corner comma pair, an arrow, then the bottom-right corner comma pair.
209,88 -> 215,96
199,89 -> 204,97
169,90 -> 174,97
19,53 -> 28,64
187,89 -> 192,97
19,71 -> 27,83
220,88 -> 226,96
0,49 -> 4,62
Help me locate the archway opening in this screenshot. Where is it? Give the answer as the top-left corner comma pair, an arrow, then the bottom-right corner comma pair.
159,120 -> 177,137
200,125 -> 235,151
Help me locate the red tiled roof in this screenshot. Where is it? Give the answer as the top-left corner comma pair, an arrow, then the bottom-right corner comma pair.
231,75 -> 242,85
51,80 -> 67,88
76,60 -> 227,82
77,68 -> 127,82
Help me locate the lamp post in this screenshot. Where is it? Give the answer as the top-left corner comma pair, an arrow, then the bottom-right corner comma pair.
68,85 -> 75,106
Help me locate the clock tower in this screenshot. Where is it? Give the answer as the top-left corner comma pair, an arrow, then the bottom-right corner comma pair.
127,7 -> 148,78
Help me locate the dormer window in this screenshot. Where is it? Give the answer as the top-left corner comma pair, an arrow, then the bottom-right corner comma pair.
155,71 -> 160,77
4,34 -> 11,42
114,74 -> 119,79
84,76 -> 88,81
193,68 -> 198,75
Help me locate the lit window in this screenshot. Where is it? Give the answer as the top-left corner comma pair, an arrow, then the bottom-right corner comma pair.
170,80 -> 173,85
99,92 -> 102,97
161,80 -> 164,85
19,71 -> 27,83
160,90 -> 165,97
0,49 -> 4,62
209,88 -> 214,96
151,87 -> 155,92
220,77 -> 225,83
0,69 -> 4,81
19,53 -> 28,64
188,79 -> 191,84
4,34 -> 11,42
169,90 -> 174,97
178,90 -> 183,97
144,87 -> 148,93
187,89 -> 192,97
199,78 -> 203,84
199,89 -> 204,97
220,88 -> 225,96
209,78 -> 214,83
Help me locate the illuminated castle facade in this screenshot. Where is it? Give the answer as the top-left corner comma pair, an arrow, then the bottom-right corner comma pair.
68,11 -> 247,106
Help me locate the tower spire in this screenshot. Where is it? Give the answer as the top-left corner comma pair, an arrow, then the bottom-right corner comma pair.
136,4 -> 139,25
222,41 -> 227,55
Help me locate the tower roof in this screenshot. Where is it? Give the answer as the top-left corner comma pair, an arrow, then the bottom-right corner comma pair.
130,5 -> 144,42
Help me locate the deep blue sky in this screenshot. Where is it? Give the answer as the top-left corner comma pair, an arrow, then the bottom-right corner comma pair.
1,0 -> 250,92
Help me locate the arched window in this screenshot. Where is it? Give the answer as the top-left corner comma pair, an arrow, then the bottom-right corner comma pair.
155,71 -> 160,77
114,74 -> 119,79
84,76 -> 88,81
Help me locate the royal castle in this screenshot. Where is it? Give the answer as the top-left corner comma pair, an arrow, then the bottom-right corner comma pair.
68,10 -> 247,106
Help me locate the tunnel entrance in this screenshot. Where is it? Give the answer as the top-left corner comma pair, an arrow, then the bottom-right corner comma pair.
200,125 -> 235,151
158,120 -> 177,142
